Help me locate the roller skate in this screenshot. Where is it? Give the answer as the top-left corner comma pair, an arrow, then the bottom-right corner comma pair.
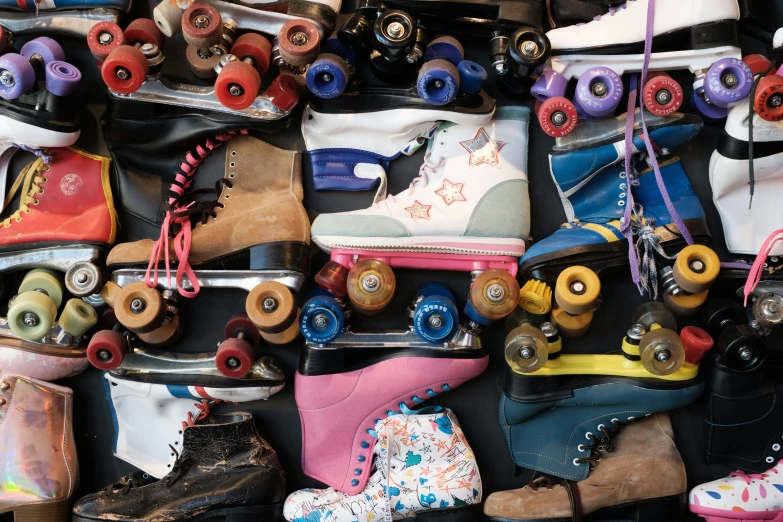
285,409 -> 483,521
103,364 -> 284,478
89,18 -> 299,114
303,107 -> 529,345
531,0 -> 752,136
0,0 -> 124,39
100,134 -> 310,351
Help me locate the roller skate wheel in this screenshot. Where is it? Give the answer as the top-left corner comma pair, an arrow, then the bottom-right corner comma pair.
185,44 -> 219,79
153,0 -> 186,37
374,10 -> 416,50
642,72 -> 683,116
672,245 -> 720,294
504,324 -> 548,374
20,36 -> 64,68
575,67 -> 623,118
679,325 -> 713,365
87,329 -> 127,370
424,35 -> 464,67
266,74 -> 300,112
216,337 -> 254,378
463,297 -> 492,326
416,58 -> 459,106
704,58 -> 753,108
223,312 -> 260,346
663,290 -> 708,317
631,301 -> 677,332
538,96 -> 578,137
508,28 -> 550,68
8,291 -> 57,341
306,53 -> 349,99
518,279 -> 552,315
554,266 -> 600,316
0,53 -> 36,100
278,19 -> 321,67
124,18 -> 166,48
300,295 -> 344,345
261,308 -> 301,345
347,260 -> 395,318
215,60 -> 261,110
102,45 -> 149,94
550,305 -> 593,338
415,283 -> 456,304
181,5 -> 222,49
505,306 -> 545,333
691,90 -> 729,121
137,314 -> 182,345
754,74 -> 783,122
45,61 -> 81,97
469,269 -> 520,321
457,60 -> 486,95
743,54 -> 773,76
88,22 -> 125,62
59,299 -> 98,337
100,280 -> 122,308
19,268 -> 64,308
64,261 -> 100,297
321,35 -> 356,64
412,294 -> 458,343
531,70 -> 567,102
315,260 -> 349,298
231,32 -> 272,77
638,328 -> 685,376
113,281 -> 166,334
0,26 -> 12,54
246,282 -> 296,334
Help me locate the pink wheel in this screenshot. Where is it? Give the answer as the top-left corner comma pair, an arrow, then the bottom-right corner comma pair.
87,330 -> 128,370
215,337 -> 254,378
538,96 -> 578,137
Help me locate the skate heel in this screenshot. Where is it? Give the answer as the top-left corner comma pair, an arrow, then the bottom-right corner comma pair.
248,241 -> 311,273
691,19 -> 739,50
414,503 -> 483,522
11,499 -> 72,522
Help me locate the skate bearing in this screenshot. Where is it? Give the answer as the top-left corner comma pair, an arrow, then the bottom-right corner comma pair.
347,260 -> 395,319
469,269 -> 520,321
538,96 -> 578,138
215,60 -> 262,110
278,19 -> 321,67
679,326 -> 713,365
672,245 -> 720,294
643,73 -> 683,117
518,279 -> 552,315
87,330 -> 128,370
413,292 -> 458,343
554,266 -> 600,316
246,282 -> 296,334
124,18 -> 166,49
754,74 -> 783,122
231,32 -> 272,76
186,44 -> 220,79
504,324 -> 548,373
638,328 -> 685,376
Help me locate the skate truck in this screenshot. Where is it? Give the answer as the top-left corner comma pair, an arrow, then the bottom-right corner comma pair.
88,18 -> 300,115
0,0 -> 124,40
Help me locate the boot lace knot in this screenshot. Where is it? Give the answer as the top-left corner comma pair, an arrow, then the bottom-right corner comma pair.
371,152 -> 443,207
1,159 -> 48,228
102,472 -> 151,496
164,446 -> 192,487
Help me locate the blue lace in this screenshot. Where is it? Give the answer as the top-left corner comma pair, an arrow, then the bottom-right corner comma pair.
367,384 -> 451,438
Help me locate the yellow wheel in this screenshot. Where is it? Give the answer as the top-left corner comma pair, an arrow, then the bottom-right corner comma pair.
672,245 -> 720,294
504,324 -> 548,373
100,281 -> 123,308
137,315 -> 182,346
347,260 -> 395,318
639,328 -> 685,376
518,279 -> 552,315
8,291 -> 58,340
261,308 -> 301,345
114,282 -> 166,334
550,305 -> 593,338
554,266 -> 600,315
246,282 -> 296,333
19,268 -> 64,308
470,269 -> 520,321
663,290 -> 708,317
59,299 -> 98,337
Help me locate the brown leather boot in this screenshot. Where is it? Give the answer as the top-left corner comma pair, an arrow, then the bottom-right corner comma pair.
484,413 -> 687,522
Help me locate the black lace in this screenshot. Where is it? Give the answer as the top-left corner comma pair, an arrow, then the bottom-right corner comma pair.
102,472 -> 151,496
573,419 -> 622,467
163,445 -> 192,487
168,178 -> 232,229
747,62 -> 778,209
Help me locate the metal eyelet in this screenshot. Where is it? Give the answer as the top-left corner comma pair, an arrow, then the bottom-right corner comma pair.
577,444 -> 586,452
32,199 -> 39,205
24,209 -> 31,214
231,151 -> 237,156
225,194 -> 230,199
230,162 -> 236,167
619,183 -> 627,190
767,456 -> 775,463
39,189 -> 45,195
42,166 -> 50,172
585,432 -> 593,440
618,201 -> 625,206
597,424 -> 605,431
619,192 -> 626,198
14,217 -> 21,223
619,172 -> 626,178
229,173 -> 235,178
774,444 -> 781,451
611,418 -> 620,424
573,458 -> 580,466
627,416 -> 635,421
0,382 -> 9,391
0,398 -> 6,406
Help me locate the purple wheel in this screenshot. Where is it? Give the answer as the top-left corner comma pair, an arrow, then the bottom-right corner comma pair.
704,57 -> 753,108
423,35 -> 464,67
306,53 -> 349,99
416,58 -> 459,105
575,66 -> 623,118
20,37 -> 65,67
691,91 -> 728,121
45,61 -> 81,96
531,69 -> 567,102
0,53 -> 36,100
573,96 -> 589,119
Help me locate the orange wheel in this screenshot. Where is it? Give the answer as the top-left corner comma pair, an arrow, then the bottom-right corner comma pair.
113,282 -> 166,334
743,54 -> 773,76
246,281 -> 296,333
550,305 -> 593,338
672,245 -> 720,294
124,18 -> 166,48
231,32 -> 272,76
215,60 -> 261,110
314,260 -> 349,297
261,308 -> 301,344
181,5 -> 222,49
137,314 -> 182,345
754,74 -> 783,122
554,266 -> 600,315
469,269 -> 520,321
102,45 -> 149,94
100,281 -> 123,308
277,19 -> 320,66
346,259 -> 395,318
638,328 -> 685,376
663,290 -> 708,317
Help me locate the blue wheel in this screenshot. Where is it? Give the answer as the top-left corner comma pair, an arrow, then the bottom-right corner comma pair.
423,35 -> 464,67
457,60 -> 486,95
464,298 -> 493,326
321,36 -> 356,64
416,58 -> 459,105
413,294 -> 458,343
415,283 -> 456,303
306,53 -> 349,99
300,295 -> 344,344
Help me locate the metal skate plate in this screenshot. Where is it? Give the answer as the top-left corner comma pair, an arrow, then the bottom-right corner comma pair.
108,78 -> 291,120
547,45 -> 742,80
306,326 -> 482,350
0,319 -> 86,358
0,245 -> 102,273
112,269 -> 307,292
196,0 -> 327,38
0,8 -> 120,38
738,281 -> 783,299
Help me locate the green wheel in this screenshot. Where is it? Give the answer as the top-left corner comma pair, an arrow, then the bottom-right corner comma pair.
59,299 -> 98,337
9,291 -> 58,340
19,269 -> 64,308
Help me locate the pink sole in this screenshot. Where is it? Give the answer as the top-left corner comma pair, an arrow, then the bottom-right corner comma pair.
331,249 -> 519,276
691,504 -> 783,521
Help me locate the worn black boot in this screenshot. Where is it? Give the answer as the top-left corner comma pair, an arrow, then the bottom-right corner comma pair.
72,412 -> 285,522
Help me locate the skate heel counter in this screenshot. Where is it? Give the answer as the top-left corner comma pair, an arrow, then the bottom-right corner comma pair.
465,179 -> 530,240
248,241 -> 311,274
691,19 -> 739,50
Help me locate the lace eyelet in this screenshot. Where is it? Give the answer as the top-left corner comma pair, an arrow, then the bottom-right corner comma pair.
773,444 -> 781,451
231,151 -> 237,156
32,199 -> 39,205
14,218 -> 21,223
619,192 -> 626,198
225,194 -> 230,199
573,459 -> 580,466
618,201 -> 625,206
619,183 -> 627,190
229,173 -> 235,178
577,444 -> 585,452
42,166 -> 50,172
24,209 -> 31,214
585,432 -> 593,440
39,189 -> 44,195
230,162 -> 236,167
611,418 -> 620,424
627,416 -> 635,421
597,424 -> 605,431
619,172 -> 626,178
767,456 -> 775,463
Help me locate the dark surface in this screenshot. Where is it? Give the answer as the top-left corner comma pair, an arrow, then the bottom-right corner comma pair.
2,2 -> 783,521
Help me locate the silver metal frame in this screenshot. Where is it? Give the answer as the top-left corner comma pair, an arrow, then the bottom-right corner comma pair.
0,8 -> 120,38
198,0 -> 327,39
306,324 -> 483,351
110,349 -> 285,381
112,268 -> 307,292
0,245 -> 102,273
0,318 -> 86,358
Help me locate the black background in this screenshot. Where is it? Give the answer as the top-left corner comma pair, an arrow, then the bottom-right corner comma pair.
3,1 -> 783,520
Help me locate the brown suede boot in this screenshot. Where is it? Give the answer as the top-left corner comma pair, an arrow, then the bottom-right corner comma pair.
484,413 -> 687,522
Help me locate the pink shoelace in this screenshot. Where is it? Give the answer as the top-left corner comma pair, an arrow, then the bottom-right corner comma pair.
145,130 -> 247,298
743,229 -> 783,306
730,463 -> 781,485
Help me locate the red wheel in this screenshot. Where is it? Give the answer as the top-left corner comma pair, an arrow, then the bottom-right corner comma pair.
534,99 -> 543,118
314,260 -> 349,297
754,74 -> 783,122
224,312 -> 261,346
277,19 -> 320,67
743,54 -> 773,76
680,326 -> 714,365
538,96 -> 578,138
642,72 -> 683,116
215,337 -> 254,378
266,74 -> 299,112
0,26 -> 10,54
102,45 -> 149,94
124,18 -> 166,48
231,32 -> 272,76
181,5 -> 222,49
215,60 -> 261,110
87,330 -> 128,370
87,21 -> 125,62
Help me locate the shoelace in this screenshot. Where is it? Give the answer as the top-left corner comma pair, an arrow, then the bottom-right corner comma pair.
573,419 -> 622,468
744,229 -> 783,306
102,471 -> 153,496
1,158 -> 48,227
163,446 -> 191,487
371,152 -> 444,206
146,131 -> 246,298
527,474 -> 584,522
730,462 -> 781,485
181,399 -> 217,431
10,143 -> 52,164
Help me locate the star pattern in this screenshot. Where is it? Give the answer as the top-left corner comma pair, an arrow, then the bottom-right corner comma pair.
435,179 -> 466,205
459,127 -> 506,167
405,200 -> 431,221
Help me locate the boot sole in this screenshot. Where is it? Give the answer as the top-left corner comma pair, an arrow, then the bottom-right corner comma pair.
1,499 -> 72,522
72,501 -> 283,522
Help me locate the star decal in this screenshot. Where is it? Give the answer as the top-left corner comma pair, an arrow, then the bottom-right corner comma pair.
459,127 -> 505,167
405,200 -> 431,221
435,179 -> 466,205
